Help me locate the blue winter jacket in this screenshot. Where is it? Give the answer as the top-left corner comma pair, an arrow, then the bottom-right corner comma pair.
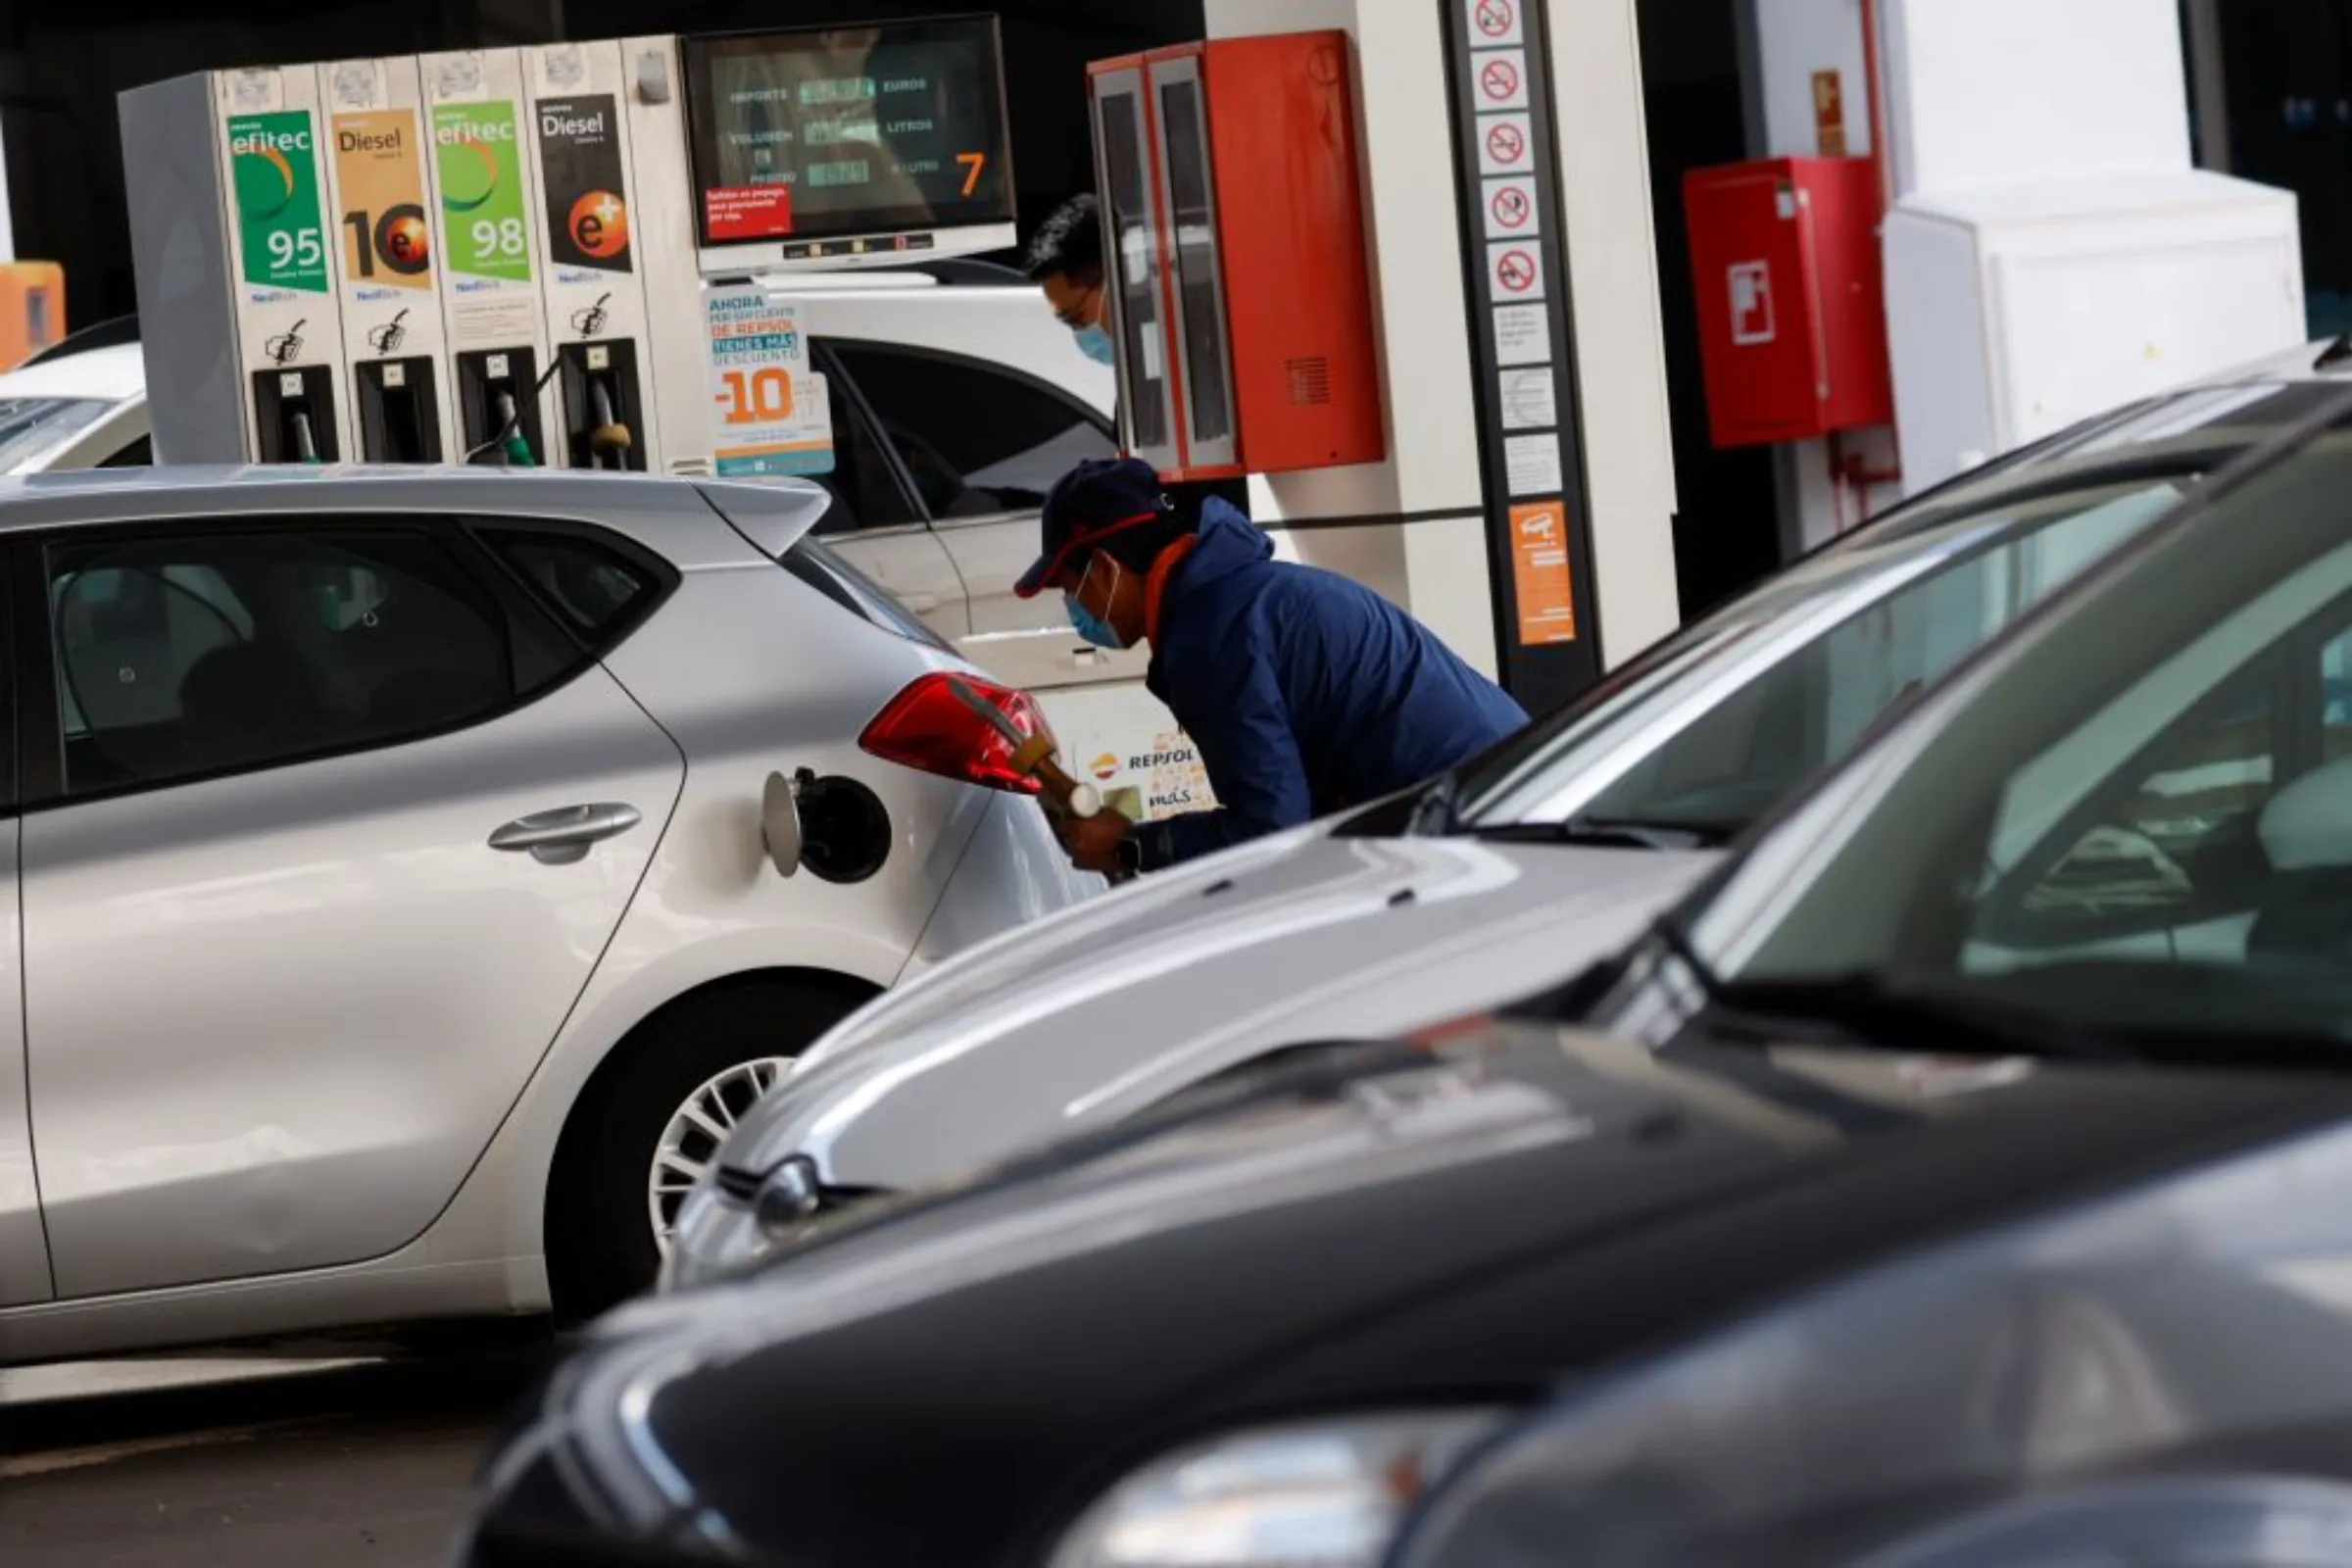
1132,501 -> 1531,870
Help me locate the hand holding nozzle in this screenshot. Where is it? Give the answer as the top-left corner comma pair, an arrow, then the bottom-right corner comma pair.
943,676 -> 1102,818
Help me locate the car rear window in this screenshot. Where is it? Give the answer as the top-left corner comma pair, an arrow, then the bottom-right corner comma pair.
780,535 -> 956,654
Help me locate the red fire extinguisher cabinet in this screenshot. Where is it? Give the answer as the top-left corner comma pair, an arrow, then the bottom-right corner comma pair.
1088,32 -> 1386,482
1683,156 -> 1893,449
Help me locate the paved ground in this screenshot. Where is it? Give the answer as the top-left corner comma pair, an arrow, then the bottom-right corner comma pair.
0,1343 -> 554,1566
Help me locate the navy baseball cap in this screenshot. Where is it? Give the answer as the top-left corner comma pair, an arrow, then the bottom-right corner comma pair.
1012,456 -> 1179,599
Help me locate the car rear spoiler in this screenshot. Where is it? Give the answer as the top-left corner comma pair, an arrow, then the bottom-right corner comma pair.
694,476 -> 834,561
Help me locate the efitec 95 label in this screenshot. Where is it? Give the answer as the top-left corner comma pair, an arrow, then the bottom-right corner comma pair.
228,111 -> 329,293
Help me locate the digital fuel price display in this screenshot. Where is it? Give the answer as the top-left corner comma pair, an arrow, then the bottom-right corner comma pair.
682,15 -> 1013,253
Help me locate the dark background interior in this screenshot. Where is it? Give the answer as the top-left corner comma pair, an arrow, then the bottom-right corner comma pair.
5,0 -> 1780,621
2,0 -> 1201,325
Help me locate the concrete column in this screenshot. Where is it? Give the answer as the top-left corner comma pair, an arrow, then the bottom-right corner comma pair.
1205,0 -> 1680,676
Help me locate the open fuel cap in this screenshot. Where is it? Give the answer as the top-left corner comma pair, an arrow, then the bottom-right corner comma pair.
760,770 -> 803,878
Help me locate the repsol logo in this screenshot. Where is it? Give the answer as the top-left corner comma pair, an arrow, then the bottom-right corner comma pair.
434,120 -> 514,145
231,127 -> 311,156
541,109 -> 606,137
1127,749 -> 1194,770
338,126 -> 403,154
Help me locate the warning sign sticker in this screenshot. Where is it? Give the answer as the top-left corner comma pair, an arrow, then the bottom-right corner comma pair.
1474,49 -> 1529,111
1483,175 -> 1539,240
1509,501 -> 1577,646
1488,239 -> 1544,302
1467,0 -> 1525,47
1478,111 -> 1532,176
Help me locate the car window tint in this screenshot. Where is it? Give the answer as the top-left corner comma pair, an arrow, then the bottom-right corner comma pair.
829,343 -> 1113,518
479,528 -> 660,649
49,526 -> 560,797
806,368 -> 919,536
1572,481 -> 2189,837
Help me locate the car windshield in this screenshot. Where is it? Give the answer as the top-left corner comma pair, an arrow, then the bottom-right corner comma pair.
0,397 -> 108,472
1448,381 -> 2341,846
1681,389 -> 2352,1052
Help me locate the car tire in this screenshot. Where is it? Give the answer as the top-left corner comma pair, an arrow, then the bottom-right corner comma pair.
547,980 -> 864,1323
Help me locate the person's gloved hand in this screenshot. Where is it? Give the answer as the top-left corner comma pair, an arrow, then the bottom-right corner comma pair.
1055,809 -> 1133,876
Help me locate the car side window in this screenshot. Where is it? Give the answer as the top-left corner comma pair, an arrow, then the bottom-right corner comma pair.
48,525 -> 571,798
805,361 -> 920,537
477,527 -> 662,649
98,434 -> 152,467
828,342 -> 1114,519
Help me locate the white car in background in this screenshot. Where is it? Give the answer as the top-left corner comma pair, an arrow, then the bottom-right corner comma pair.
1,267 -> 1200,816
0,332 -> 151,472
663,352 -> 2351,1290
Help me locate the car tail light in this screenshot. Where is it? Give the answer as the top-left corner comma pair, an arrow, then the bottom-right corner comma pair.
859,671 -> 1052,795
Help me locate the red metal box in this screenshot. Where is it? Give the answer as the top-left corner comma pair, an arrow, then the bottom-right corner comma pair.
1683,156 -> 1892,448
1089,32 -> 1385,481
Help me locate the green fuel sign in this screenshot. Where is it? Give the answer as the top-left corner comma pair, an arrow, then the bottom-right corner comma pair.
432,101 -> 532,283
227,111 -> 329,293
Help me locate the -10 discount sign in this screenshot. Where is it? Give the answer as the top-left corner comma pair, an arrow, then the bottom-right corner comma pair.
705,285 -> 836,479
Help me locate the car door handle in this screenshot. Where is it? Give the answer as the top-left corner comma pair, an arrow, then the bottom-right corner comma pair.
902,592 -> 943,613
489,803 -> 643,865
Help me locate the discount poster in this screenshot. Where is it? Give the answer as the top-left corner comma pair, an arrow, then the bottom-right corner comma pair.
705,284 -> 834,477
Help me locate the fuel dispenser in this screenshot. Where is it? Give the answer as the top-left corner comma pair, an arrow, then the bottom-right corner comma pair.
121,65 -> 355,464
417,48 -> 558,466
519,38 -> 706,473
318,56 -> 460,463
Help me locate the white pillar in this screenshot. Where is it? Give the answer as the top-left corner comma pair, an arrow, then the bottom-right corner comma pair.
1205,0 -> 1680,677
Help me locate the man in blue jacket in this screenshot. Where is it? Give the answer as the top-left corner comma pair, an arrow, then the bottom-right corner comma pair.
1014,457 -> 1531,876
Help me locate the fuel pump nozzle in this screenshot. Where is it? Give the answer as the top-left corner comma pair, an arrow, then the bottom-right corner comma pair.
289,408 -> 323,466
586,377 -> 633,468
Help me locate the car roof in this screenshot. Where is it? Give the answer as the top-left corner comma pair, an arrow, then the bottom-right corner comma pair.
0,341 -> 146,403
0,463 -> 820,544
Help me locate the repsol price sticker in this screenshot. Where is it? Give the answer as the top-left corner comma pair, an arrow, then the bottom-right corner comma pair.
432,101 -> 532,284
228,111 -> 329,293
705,283 -> 834,477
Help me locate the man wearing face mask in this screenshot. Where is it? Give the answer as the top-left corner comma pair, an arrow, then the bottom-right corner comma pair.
1024,194 -> 1251,524
1014,457 -> 1530,876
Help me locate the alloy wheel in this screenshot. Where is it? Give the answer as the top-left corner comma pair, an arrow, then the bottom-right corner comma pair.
648,1056 -> 794,1251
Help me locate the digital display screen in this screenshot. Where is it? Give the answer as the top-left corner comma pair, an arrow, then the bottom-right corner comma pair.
682,16 -> 1014,251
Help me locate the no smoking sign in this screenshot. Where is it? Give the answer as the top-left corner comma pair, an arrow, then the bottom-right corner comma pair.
1487,239 -> 1545,302
1484,174 -> 1540,239
1466,0 -> 1525,45
1475,48 -> 1529,111
1479,111 -> 1532,175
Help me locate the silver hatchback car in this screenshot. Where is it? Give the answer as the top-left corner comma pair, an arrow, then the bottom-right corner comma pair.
0,464 -> 1097,1364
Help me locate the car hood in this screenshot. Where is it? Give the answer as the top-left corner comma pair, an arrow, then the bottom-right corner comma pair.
722,828 -> 1716,1190
486,1021 -> 2352,1567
